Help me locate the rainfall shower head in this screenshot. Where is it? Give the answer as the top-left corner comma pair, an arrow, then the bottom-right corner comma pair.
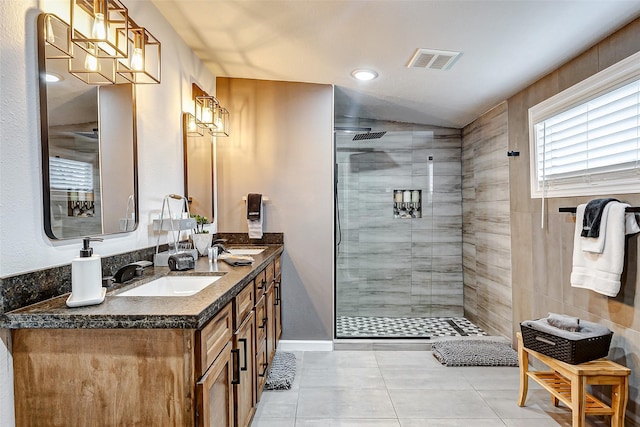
352,131 -> 387,141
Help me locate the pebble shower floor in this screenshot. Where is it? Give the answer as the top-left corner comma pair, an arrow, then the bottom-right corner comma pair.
336,316 -> 487,338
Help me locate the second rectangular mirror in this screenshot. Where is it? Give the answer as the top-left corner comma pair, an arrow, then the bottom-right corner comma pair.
183,112 -> 214,221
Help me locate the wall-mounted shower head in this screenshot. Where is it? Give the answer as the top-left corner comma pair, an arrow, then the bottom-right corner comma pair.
352,131 -> 387,141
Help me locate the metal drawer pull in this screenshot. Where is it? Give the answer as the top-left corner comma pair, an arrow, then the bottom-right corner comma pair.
259,361 -> 268,377
239,338 -> 248,371
535,336 -> 556,346
231,349 -> 241,384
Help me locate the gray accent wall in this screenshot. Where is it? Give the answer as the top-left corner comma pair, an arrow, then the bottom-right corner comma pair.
461,102 -> 512,338
216,78 -> 334,341
336,119 -> 463,320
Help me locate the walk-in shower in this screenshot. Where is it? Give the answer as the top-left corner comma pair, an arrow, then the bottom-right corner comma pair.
334,123 -> 481,338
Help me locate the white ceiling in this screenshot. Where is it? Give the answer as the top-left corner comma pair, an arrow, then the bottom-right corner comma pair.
152,0 -> 640,128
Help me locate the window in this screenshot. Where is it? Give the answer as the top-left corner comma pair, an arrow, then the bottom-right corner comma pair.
529,51 -> 640,198
49,157 -> 94,192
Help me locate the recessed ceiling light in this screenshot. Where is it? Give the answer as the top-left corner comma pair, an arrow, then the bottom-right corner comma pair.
45,72 -> 63,83
351,69 -> 378,81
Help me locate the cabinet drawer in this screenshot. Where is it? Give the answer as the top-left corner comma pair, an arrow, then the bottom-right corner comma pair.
255,341 -> 268,402
255,295 -> 267,344
253,270 -> 267,300
234,283 -> 255,330
266,262 -> 275,283
196,303 -> 233,378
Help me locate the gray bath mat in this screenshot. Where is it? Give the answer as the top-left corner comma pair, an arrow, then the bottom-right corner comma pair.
265,352 -> 297,390
431,339 -> 519,367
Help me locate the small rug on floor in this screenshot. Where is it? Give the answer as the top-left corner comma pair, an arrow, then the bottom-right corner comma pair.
431,339 -> 519,367
265,352 -> 296,390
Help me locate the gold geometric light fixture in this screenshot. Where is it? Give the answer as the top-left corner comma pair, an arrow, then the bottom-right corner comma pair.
211,106 -> 230,137
68,42 -> 117,84
70,0 -> 128,59
40,1 -> 160,86
191,83 -> 230,137
184,112 -> 204,137
42,14 -> 73,59
116,21 -> 161,84
194,95 -> 218,132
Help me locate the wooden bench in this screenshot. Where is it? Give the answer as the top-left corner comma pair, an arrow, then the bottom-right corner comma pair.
517,332 -> 630,427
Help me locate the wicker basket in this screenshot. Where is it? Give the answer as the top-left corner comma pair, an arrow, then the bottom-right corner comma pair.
520,322 -> 612,365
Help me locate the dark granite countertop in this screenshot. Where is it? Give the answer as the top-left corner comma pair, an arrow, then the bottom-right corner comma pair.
1,244 -> 283,330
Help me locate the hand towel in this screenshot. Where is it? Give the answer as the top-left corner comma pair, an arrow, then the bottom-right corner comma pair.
246,193 -> 263,239
581,198 -> 618,237
546,312 -> 581,332
247,193 -> 262,220
219,254 -> 254,266
570,201 -> 640,297
580,202 -> 612,254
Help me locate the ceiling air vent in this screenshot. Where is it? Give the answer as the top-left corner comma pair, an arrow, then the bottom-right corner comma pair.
407,48 -> 461,70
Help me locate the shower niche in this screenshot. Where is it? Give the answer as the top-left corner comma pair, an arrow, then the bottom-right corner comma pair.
393,189 -> 422,218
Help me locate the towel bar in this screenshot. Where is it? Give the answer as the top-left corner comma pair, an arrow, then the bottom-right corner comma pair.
559,207 -> 640,213
242,196 -> 269,202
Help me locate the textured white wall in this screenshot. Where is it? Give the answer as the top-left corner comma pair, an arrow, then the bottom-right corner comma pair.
0,1 -> 216,424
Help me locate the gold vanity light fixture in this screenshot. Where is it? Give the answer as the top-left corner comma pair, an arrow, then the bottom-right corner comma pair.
184,112 -> 204,137
194,95 -> 219,131
211,106 -> 230,137
42,13 -> 73,59
70,0 -> 128,59
116,19 -> 161,84
68,41 -> 117,84
192,83 -> 230,137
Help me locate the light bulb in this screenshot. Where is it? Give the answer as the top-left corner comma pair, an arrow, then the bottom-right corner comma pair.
215,117 -> 222,131
91,12 -> 107,40
188,116 -> 197,132
203,107 -> 212,125
130,47 -> 143,70
45,16 -> 55,44
84,48 -> 99,71
130,32 -> 144,70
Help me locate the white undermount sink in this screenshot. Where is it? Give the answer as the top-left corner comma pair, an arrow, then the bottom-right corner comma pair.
117,275 -> 223,297
226,247 -> 266,255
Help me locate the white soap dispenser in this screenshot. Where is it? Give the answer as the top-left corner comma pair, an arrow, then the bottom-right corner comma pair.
66,237 -> 106,308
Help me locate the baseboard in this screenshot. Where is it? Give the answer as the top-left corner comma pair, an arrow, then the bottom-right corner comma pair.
278,340 -> 333,351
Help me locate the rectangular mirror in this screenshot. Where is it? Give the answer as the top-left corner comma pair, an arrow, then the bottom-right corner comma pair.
38,13 -> 138,239
183,112 -> 214,221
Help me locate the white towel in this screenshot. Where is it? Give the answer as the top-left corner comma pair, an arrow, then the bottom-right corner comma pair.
570,202 -> 640,297
247,199 -> 263,239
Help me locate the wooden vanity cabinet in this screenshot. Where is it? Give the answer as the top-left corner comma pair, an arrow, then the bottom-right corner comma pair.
11,252 -> 283,427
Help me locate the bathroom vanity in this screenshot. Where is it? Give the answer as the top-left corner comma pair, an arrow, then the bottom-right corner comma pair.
4,245 -> 283,427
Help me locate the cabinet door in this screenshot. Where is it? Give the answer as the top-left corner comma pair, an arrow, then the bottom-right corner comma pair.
255,294 -> 267,344
265,284 -> 276,363
196,342 -> 234,427
275,272 -> 282,344
255,340 -> 268,402
234,311 -> 256,427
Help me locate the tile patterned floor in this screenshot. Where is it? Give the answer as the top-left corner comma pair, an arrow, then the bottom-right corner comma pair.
250,350 -> 611,427
336,316 -> 487,338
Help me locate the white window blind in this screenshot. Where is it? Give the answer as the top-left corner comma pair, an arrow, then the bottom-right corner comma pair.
49,157 -> 94,192
529,50 -> 640,198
